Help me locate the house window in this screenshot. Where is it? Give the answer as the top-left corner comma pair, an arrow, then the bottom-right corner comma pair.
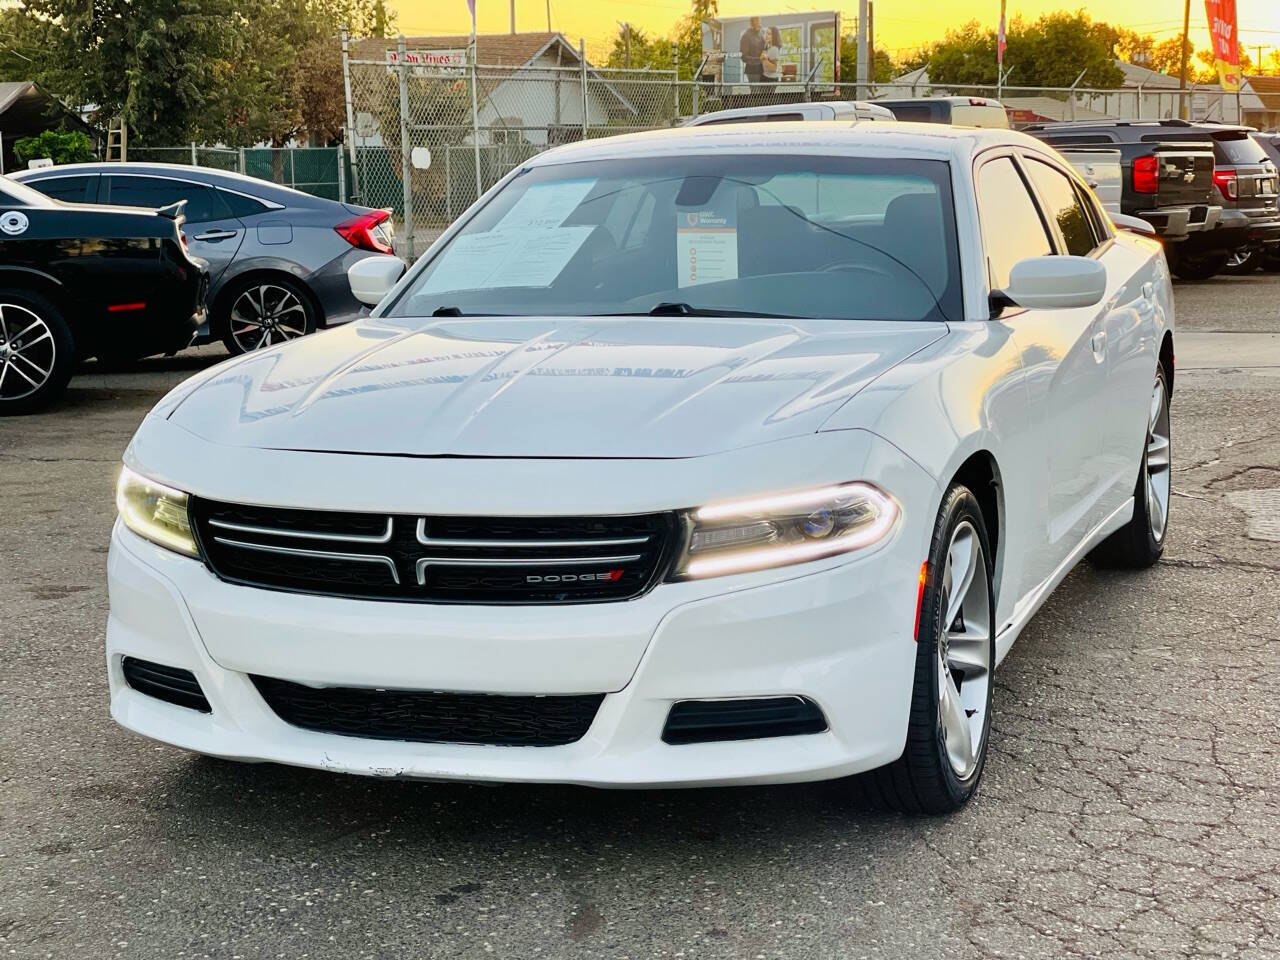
491,117 -> 527,146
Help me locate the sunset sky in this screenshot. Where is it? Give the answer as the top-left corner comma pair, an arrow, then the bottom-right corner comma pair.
391,0 -> 1280,64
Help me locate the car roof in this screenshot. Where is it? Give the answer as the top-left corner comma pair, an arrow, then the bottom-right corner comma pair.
10,162 -> 329,208
527,121 -> 1039,167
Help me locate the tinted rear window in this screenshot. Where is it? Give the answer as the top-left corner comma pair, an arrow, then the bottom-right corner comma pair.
884,103 -> 943,123
1042,134 -> 1113,145
1212,133 -> 1270,165
701,113 -> 806,125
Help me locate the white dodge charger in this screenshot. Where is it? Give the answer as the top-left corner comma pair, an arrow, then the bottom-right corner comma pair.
110,124 -> 1173,813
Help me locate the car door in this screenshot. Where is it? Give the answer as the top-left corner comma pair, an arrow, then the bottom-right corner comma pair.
102,174 -> 245,285
1020,153 -> 1151,530
974,152 -> 1109,586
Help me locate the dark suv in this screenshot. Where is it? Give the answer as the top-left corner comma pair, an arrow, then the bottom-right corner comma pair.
1164,125 -> 1279,277
1248,131 -> 1280,271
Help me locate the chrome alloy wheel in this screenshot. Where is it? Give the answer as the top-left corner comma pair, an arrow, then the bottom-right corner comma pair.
937,520 -> 992,781
0,303 -> 56,401
229,284 -> 309,352
1145,375 -> 1172,542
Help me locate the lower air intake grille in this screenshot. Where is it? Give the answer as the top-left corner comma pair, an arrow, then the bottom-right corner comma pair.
121,657 -> 211,713
252,676 -> 604,747
189,498 -> 677,605
662,696 -> 828,745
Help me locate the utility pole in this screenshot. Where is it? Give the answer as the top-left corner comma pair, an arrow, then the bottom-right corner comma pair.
618,22 -> 631,68
1177,0 -> 1191,119
1251,45 -> 1269,74
856,0 -> 869,97
545,0 -> 551,32
510,0 -> 516,34
867,2 -> 874,85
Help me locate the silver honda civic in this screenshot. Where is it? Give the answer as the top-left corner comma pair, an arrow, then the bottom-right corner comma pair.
12,162 -> 404,357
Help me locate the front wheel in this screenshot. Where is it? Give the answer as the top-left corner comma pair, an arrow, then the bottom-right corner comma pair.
218,277 -> 317,356
853,485 -> 995,814
0,291 -> 75,415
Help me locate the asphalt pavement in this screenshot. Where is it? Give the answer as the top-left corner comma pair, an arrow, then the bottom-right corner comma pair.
2,273 -> 1279,960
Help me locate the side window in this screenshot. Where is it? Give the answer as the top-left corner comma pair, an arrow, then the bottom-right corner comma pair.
218,189 -> 269,218
104,176 -> 232,223
34,175 -> 96,203
1023,158 -> 1098,257
976,156 -> 1053,289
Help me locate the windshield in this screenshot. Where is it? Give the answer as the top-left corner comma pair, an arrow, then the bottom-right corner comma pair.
386,154 -> 962,323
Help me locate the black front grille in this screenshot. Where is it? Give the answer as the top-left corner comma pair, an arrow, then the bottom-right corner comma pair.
189,497 -> 677,605
662,697 -> 828,745
121,657 -> 211,713
252,676 -> 603,746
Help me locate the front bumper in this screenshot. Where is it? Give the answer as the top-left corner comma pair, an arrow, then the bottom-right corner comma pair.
106,434 -> 937,788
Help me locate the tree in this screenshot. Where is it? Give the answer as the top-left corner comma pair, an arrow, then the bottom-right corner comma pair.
13,130 -> 94,165
606,24 -> 657,70
839,34 -> 893,83
917,12 -> 1122,89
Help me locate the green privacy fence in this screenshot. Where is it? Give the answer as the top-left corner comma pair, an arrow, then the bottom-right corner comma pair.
127,146 -> 356,204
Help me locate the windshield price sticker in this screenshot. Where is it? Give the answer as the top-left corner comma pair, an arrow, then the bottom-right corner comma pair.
676,209 -> 738,288
421,226 -> 594,293
497,179 -> 597,230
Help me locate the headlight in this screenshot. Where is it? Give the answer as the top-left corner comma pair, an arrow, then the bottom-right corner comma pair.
115,466 -> 199,558
672,481 -> 898,580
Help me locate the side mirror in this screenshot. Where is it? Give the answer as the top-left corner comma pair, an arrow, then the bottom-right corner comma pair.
1111,213 -> 1157,237
348,255 -> 405,307
998,256 -> 1107,310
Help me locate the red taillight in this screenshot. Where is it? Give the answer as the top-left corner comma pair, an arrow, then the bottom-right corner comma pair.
335,210 -> 395,254
107,302 -> 147,313
968,97 -> 987,106
179,231 -> 188,249
1133,155 -> 1159,194
1212,168 -> 1238,201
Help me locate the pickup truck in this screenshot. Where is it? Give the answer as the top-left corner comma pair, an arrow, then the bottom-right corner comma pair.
1024,121 -> 1224,279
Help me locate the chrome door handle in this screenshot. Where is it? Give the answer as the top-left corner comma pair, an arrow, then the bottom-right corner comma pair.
193,229 -> 238,241
1142,282 -> 1154,300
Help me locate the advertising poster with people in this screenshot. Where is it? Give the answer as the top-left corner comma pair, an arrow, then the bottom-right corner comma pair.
700,12 -> 840,90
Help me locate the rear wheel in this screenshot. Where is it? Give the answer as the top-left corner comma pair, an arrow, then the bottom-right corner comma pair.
1223,248 -> 1260,275
1168,248 -> 1229,282
853,485 -> 995,815
218,276 -> 316,356
0,291 -> 75,415
1090,366 -> 1170,568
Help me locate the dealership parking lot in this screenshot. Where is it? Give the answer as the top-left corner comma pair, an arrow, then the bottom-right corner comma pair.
2,274 -> 1279,960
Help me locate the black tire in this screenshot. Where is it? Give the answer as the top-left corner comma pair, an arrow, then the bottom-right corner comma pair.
1169,249 -> 1229,282
1090,365 -> 1171,569
0,289 -> 75,416
852,484 -> 996,815
1222,247 -> 1260,276
217,275 -> 317,356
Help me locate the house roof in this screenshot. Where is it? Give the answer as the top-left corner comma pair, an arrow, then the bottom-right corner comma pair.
351,32 -> 581,67
0,81 -> 95,137
1246,75 -> 1280,113
1114,60 -> 1181,89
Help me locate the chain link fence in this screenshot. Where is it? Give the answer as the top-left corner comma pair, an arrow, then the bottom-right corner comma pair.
339,39 -> 1245,260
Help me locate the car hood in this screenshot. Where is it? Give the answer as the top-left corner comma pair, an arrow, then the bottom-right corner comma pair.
167,317 -> 947,458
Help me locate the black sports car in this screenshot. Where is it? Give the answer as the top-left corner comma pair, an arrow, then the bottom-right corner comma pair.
0,175 -> 207,414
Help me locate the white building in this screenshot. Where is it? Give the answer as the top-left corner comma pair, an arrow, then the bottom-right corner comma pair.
351,32 -> 637,147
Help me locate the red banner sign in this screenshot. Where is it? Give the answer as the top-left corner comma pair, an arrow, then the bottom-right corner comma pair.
1204,0 -> 1241,91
